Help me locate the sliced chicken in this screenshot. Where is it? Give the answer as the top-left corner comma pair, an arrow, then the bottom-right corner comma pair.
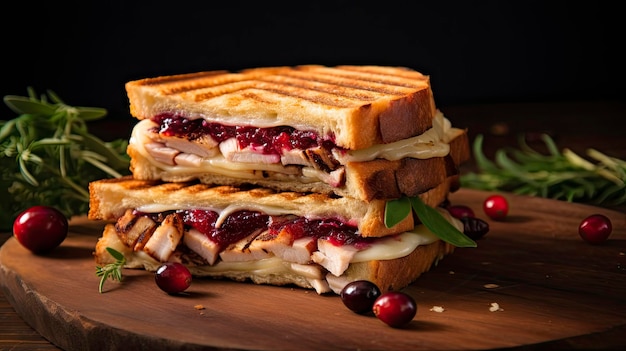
183,228 -> 220,265
219,230 -> 273,262
250,230 -> 317,264
219,137 -> 281,164
280,149 -> 311,166
276,237 -> 317,264
143,213 -> 184,261
144,142 -> 180,165
160,134 -> 219,158
114,209 -> 157,250
174,153 -> 204,167
311,239 -> 358,277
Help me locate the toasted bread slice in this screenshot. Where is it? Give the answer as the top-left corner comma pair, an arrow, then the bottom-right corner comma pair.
88,175 -> 458,238
125,65 -> 436,150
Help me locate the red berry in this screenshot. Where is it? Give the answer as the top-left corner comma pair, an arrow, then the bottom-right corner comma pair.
447,205 -> 475,219
155,262 -> 192,294
13,205 -> 68,254
483,194 -> 509,220
372,291 -> 417,328
340,280 -> 381,314
578,214 -> 612,244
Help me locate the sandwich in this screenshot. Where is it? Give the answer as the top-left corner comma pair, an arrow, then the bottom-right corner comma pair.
124,65 -> 469,201
88,64 -> 475,295
88,175 -> 469,295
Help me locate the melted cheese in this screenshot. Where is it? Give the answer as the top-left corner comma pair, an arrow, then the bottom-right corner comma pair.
333,111 -> 459,162
135,202 -> 291,218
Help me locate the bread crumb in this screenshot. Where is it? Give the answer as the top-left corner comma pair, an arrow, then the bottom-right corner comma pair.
484,283 -> 500,289
489,302 -> 503,312
430,306 -> 445,313
194,304 -> 205,310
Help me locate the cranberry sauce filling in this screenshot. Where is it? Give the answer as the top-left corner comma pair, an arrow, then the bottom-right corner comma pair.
270,217 -> 375,248
152,113 -> 340,155
135,208 -> 371,249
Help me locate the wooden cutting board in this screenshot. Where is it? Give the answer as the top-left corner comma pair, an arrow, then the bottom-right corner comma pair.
1,188 -> 625,351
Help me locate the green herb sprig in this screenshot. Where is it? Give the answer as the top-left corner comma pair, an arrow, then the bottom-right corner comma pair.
1,88 -> 131,230
385,196 -> 477,248
95,247 -> 126,293
461,134 -> 626,206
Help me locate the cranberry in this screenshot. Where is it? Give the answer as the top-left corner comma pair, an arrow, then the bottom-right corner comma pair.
447,205 -> 475,219
13,205 -> 68,254
340,280 -> 381,314
483,194 -> 509,220
155,262 -> 192,294
372,291 -> 417,328
460,216 -> 490,240
578,214 -> 612,244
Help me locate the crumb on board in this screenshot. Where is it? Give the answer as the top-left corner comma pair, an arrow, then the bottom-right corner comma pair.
484,283 -> 500,289
489,302 -> 504,312
430,306 -> 445,313
194,304 -> 205,310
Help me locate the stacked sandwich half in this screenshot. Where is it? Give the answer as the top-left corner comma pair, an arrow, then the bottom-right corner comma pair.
88,65 -> 475,294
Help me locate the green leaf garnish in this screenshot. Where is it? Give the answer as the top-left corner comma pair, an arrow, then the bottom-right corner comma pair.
408,196 -> 477,248
1,88 -> 131,231
384,196 -> 411,228
384,196 -> 477,248
95,247 -> 126,293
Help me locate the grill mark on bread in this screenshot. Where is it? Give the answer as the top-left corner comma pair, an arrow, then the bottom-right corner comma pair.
297,65 -> 430,89
132,66 -> 430,109
256,72 -> 421,99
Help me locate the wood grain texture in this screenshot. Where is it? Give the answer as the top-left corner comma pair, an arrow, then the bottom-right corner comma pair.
1,188 -> 625,351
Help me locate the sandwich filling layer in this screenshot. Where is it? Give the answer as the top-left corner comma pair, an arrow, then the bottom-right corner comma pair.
129,110 -> 463,189
97,205 -> 461,294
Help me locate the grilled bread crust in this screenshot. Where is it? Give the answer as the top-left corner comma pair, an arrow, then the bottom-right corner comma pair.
125,65 -> 436,150
127,127 -> 468,202
93,221 -> 454,294
88,175 -> 456,238
337,240 -> 455,293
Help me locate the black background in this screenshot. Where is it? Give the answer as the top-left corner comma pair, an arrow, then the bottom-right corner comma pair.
2,1 -> 624,122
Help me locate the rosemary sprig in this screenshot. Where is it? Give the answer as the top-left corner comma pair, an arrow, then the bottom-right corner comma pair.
1,88 -> 131,230
461,134 -> 626,206
95,247 -> 126,293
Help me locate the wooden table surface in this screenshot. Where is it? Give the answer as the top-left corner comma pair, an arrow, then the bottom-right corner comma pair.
2,100 -> 625,350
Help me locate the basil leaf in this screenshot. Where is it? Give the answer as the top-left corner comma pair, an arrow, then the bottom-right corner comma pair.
384,197 -> 412,228
409,196 -> 477,248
